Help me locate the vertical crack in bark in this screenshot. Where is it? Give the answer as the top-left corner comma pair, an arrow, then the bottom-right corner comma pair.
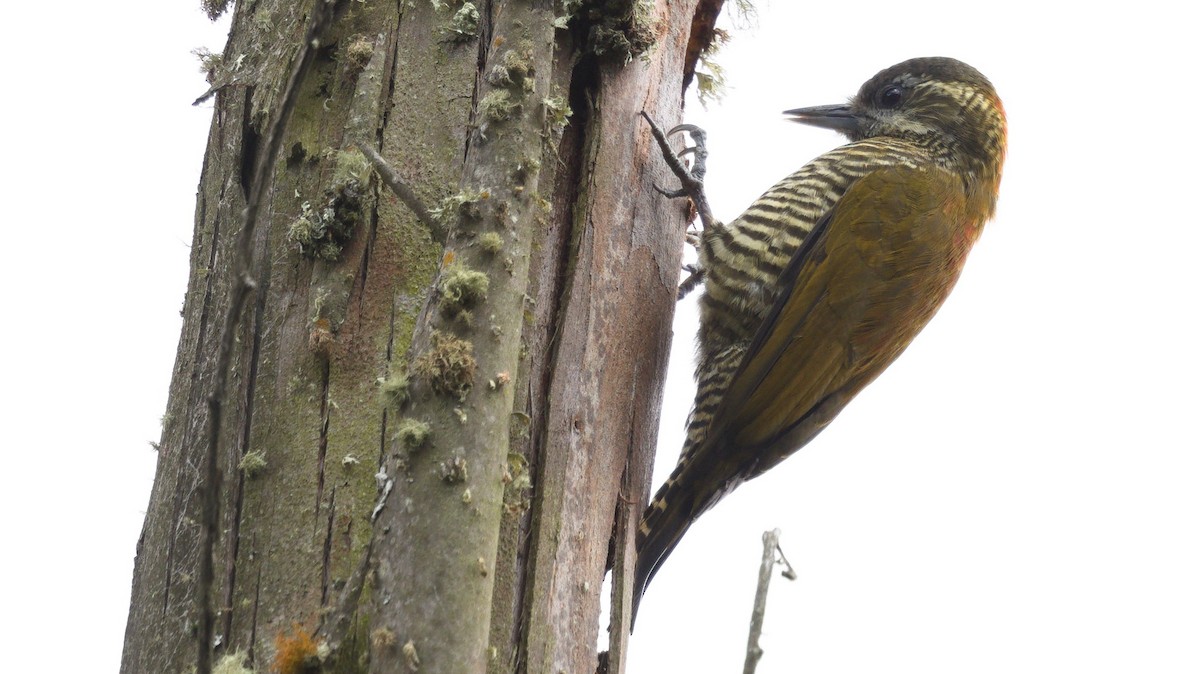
239,87 -> 261,202
164,149 -> 232,616
604,377 -> 643,653
461,0 -> 493,165
511,54 -> 594,672
315,358 -> 332,522
221,471 -> 247,644
537,57 -> 595,393
378,6 -> 403,138
476,0 -> 494,66
355,196 -> 380,315
321,486 -> 338,606
379,301 -> 398,470
219,219 -> 271,645
199,1 -> 352,660
248,564 -> 263,666
318,535 -> 375,657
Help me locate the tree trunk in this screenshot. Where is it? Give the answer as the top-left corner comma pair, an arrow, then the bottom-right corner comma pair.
121,1 -> 724,673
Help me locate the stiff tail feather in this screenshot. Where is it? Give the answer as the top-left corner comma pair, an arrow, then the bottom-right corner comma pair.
630,449 -> 737,628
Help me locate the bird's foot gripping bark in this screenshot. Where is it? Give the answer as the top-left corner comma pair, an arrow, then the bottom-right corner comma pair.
641,112 -> 714,300
677,263 -> 703,300
640,112 -> 715,229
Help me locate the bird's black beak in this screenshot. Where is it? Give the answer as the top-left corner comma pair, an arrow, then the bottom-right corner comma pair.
784,104 -> 861,135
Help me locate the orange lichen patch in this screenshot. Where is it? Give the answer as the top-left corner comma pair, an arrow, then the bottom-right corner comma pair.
273,624 -> 320,674
443,250 -> 456,266
309,318 -> 335,354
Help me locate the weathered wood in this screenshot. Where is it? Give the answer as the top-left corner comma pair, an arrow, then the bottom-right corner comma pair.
367,3 -> 560,673
517,22 -> 701,670
122,1 -> 724,673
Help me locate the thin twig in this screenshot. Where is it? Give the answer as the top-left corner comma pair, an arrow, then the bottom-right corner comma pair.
196,2 -> 347,673
356,141 -> 445,241
744,529 -> 795,674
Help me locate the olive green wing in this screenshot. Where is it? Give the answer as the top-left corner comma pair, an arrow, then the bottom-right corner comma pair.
634,165 -> 970,611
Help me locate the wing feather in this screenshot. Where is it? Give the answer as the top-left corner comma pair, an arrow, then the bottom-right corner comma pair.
634,165 -> 971,614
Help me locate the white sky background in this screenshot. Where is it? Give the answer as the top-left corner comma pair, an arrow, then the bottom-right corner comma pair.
3,1 -> 1197,672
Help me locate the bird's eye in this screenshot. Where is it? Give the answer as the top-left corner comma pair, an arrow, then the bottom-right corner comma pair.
879,85 -> 904,109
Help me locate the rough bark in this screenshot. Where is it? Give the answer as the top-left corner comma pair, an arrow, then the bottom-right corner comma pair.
121,1 -> 726,673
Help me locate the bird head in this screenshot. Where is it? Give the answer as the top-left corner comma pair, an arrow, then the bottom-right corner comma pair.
786,57 -> 1007,191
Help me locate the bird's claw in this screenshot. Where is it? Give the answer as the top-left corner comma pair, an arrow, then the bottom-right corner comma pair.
653,183 -> 690,200
665,125 -> 708,185
640,112 -> 707,193
677,264 -> 704,301
641,111 -> 716,232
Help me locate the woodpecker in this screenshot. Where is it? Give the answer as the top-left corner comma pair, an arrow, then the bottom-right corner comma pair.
635,57 -> 1007,612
